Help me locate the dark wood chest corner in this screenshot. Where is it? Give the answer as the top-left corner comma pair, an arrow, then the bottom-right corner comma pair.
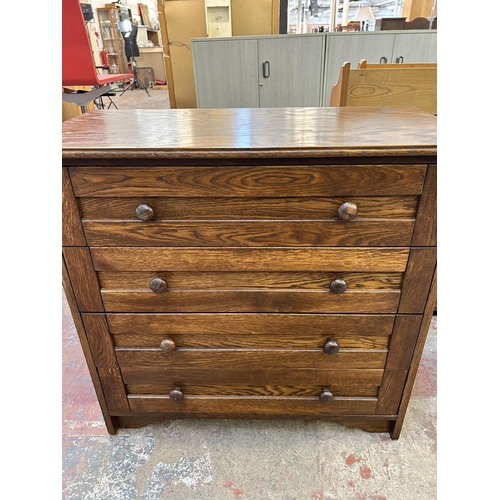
62,107 -> 437,439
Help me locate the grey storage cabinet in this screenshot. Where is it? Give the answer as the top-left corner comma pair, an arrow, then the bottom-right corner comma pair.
192,31 -> 436,109
192,34 -> 325,108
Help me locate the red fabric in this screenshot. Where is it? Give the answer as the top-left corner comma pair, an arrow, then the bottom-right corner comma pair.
62,0 -> 129,86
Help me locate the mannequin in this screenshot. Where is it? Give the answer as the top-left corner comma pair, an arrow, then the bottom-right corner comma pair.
122,23 -> 140,58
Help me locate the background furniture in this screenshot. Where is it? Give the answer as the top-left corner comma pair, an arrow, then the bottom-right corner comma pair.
191,30 -> 437,108
97,6 -> 129,75
329,61 -> 437,115
322,30 -> 437,106
62,106 -> 436,439
357,59 -> 437,69
375,17 -> 407,30
192,33 -> 324,108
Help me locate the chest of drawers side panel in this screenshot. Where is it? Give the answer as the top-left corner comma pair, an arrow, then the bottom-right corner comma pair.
390,269 -> 437,439
63,169 -> 129,432
62,254 -> 118,434
412,164 -> 437,246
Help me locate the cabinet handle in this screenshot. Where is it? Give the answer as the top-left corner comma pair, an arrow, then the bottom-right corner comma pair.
169,388 -> 184,402
160,338 -> 176,352
338,201 -> 358,220
263,61 -> 270,78
150,277 -> 168,294
380,56 -> 388,63
396,56 -> 404,63
330,278 -> 347,294
135,203 -> 155,221
323,339 -> 340,354
319,388 -> 334,403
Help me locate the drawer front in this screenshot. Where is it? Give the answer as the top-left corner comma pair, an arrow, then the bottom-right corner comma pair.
69,165 -> 427,197
107,313 -> 396,347
126,395 -> 379,417
121,367 -> 384,394
98,265 -> 404,313
91,247 -> 410,272
79,196 -> 420,220
115,349 -> 387,371
74,165 -> 424,247
83,219 -> 415,247
101,289 -> 400,313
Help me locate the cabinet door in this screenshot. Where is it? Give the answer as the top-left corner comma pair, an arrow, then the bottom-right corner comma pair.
192,39 -> 259,108
257,36 -> 324,108
323,33 -> 395,106
392,32 -> 437,63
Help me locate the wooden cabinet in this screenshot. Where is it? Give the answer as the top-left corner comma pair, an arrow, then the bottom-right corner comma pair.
192,34 -> 325,108
62,106 -> 436,439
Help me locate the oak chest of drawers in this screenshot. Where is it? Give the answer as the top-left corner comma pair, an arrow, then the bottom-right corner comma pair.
62,106 -> 436,439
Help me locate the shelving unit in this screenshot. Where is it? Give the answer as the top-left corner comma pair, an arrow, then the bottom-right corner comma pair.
97,7 -> 128,75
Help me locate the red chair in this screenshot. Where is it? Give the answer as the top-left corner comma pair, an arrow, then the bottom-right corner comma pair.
62,0 -> 130,112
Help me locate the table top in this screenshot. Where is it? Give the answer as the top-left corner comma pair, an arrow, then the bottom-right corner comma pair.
62,106 -> 437,160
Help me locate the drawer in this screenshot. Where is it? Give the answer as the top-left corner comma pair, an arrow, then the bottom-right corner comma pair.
78,196 -> 419,220
82,219 -> 415,247
99,269 -> 403,313
69,165 -> 427,197
126,394 -> 379,417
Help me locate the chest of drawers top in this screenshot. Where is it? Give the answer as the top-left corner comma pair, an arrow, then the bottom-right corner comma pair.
62,106 -> 436,161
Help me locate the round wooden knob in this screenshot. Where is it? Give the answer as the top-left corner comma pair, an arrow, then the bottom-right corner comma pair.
150,278 -> 168,294
169,388 -> 184,402
319,388 -> 334,403
329,278 -> 347,294
160,338 -> 176,352
323,339 -> 340,354
136,203 -> 155,221
338,202 -> 358,221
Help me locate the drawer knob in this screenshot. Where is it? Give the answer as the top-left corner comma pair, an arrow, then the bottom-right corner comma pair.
136,203 -> 155,221
338,202 -> 358,221
150,278 -> 168,294
319,388 -> 334,403
323,339 -> 340,354
169,388 -> 184,402
329,278 -> 347,294
160,338 -> 176,352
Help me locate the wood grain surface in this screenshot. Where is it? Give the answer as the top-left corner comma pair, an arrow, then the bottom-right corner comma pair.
101,289 -> 401,313
106,313 -> 395,336
120,366 -> 384,387
115,348 -> 387,370
69,165 -> 426,197
78,196 -> 419,220
126,394 -> 378,416
90,247 -> 410,272
61,107 -> 437,156
83,219 -> 415,247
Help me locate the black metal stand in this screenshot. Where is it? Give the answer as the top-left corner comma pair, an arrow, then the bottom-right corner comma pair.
120,57 -> 150,97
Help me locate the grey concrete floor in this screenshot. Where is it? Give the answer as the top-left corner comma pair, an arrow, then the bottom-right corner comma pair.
62,287 -> 437,500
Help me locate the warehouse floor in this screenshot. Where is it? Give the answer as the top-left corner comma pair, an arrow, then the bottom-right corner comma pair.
62,86 -> 437,499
